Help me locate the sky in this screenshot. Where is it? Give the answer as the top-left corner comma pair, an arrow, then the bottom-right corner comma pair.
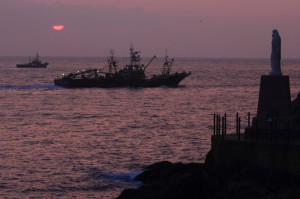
0,0 -> 300,58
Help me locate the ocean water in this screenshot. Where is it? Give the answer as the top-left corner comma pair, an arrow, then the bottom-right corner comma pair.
1,57 -> 300,198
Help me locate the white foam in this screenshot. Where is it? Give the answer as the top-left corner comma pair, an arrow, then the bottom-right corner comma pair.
102,171 -> 143,182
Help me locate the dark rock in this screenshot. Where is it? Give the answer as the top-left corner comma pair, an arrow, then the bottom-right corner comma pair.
226,181 -> 275,199
135,161 -> 203,183
116,151 -> 300,199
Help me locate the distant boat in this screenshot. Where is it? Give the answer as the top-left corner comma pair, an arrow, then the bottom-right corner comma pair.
54,46 -> 191,88
16,53 -> 48,68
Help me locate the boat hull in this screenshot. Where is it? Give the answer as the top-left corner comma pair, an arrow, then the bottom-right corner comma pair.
54,72 -> 191,88
16,63 -> 48,68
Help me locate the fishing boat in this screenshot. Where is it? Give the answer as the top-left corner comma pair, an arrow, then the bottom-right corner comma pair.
17,53 -> 48,68
54,46 -> 191,88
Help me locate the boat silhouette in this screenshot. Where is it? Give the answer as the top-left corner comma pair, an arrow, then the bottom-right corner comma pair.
17,53 -> 48,68
54,46 -> 191,88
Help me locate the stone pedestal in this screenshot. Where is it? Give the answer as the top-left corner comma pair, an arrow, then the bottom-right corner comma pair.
255,75 -> 291,129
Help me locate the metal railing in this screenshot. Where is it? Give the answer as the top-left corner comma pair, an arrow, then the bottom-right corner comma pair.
213,112 -> 293,144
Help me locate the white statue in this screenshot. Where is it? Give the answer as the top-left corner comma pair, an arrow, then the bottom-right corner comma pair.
270,29 -> 282,76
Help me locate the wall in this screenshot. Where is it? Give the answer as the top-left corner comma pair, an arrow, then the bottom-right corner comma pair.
210,135 -> 300,175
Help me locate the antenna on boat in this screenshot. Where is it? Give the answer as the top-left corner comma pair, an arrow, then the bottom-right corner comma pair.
107,49 -> 118,74
129,43 -> 141,66
162,49 -> 174,75
130,42 -> 134,52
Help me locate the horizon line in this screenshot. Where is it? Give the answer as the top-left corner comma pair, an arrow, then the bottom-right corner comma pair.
1,55 -> 300,60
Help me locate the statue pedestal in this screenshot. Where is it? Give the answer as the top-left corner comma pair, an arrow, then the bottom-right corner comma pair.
255,75 -> 291,129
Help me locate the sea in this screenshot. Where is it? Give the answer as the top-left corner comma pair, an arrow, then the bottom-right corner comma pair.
1,57 -> 300,198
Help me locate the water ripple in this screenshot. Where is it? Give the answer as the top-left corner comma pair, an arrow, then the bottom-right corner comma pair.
1,58 -> 300,198
0,84 -> 59,90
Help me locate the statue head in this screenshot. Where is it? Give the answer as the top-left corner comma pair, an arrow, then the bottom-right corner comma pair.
272,29 -> 278,36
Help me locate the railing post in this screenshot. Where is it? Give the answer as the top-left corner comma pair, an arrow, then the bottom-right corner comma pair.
224,113 -> 227,134
247,112 -> 250,127
238,117 -> 241,141
213,114 -> 216,135
236,112 -> 239,134
255,117 -> 258,141
221,117 -> 224,140
217,113 -> 218,136
217,115 -> 221,138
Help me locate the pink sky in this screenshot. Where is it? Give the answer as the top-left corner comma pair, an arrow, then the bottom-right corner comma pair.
1,0 -> 300,58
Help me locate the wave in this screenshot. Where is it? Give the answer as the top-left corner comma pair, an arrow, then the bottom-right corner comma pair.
101,171 -> 142,182
0,84 -> 59,90
21,184 -> 115,193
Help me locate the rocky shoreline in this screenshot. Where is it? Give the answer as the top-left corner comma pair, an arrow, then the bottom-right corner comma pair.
115,94 -> 300,199
116,150 -> 300,199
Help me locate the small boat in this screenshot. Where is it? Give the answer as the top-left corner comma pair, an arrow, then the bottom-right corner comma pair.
54,46 -> 191,88
17,53 -> 48,68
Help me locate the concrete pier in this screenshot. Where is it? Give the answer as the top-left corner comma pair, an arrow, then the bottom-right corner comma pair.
210,134 -> 300,175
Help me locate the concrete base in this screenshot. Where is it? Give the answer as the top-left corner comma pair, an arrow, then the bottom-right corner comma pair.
211,135 -> 300,175
255,75 -> 291,129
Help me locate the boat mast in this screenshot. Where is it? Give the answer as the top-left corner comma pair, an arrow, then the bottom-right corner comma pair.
107,49 -> 117,74
162,50 -> 174,75
129,43 -> 141,67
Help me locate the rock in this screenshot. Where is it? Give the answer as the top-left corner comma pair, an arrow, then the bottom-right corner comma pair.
226,181 -> 275,199
116,155 -> 300,199
135,161 -> 203,183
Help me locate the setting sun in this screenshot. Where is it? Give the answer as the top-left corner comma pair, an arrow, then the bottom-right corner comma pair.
52,25 -> 64,31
